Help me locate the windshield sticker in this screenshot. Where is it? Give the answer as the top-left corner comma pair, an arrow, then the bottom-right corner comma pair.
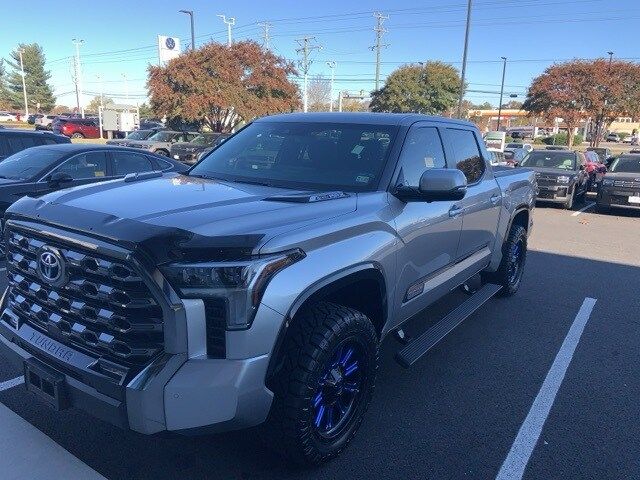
355,175 -> 371,183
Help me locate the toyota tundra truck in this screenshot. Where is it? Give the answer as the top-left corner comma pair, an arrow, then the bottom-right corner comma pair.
0,113 -> 535,465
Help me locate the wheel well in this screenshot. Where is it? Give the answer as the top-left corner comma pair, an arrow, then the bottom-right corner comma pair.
265,269 -> 387,385
511,209 -> 529,232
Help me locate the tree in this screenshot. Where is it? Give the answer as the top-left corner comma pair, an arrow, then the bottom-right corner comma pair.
148,40 -> 300,132
307,75 -> 331,111
51,105 -> 72,114
501,100 -> 523,109
86,95 -> 114,113
370,61 -> 463,114
0,60 -> 10,109
4,43 -> 56,111
137,103 -> 154,118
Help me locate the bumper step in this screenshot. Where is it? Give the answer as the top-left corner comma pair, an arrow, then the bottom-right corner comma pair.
395,283 -> 502,368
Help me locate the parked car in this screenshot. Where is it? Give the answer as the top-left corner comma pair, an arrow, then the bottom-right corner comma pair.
0,144 -> 186,232
0,112 -> 17,122
0,113 -> 535,465
34,115 -> 57,130
170,133 -> 225,165
125,130 -> 199,156
27,114 -> 44,125
519,149 -> 589,209
583,150 -> 607,191
586,147 -> 611,162
596,154 -> 640,213
504,148 -> 527,166
194,133 -> 232,161
544,145 -> 570,150
106,128 -> 166,147
139,119 -> 165,130
0,128 -> 70,161
53,117 -> 101,139
606,132 -> 620,143
505,142 -> 533,153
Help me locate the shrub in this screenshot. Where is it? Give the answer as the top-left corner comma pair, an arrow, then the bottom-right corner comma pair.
541,133 -> 583,146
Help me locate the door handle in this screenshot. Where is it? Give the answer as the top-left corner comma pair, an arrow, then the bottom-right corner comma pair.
449,206 -> 464,218
490,194 -> 501,205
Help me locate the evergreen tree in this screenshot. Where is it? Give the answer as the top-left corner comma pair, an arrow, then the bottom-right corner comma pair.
4,43 -> 56,112
0,60 -> 10,109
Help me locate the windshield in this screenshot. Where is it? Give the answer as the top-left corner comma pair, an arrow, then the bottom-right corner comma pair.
520,151 -> 576,170
148,131 -> 177,142
190,122 -> 397,191
125,130 -> 151,140
0,148 -> 62,180
609,156 -> 640,173
190,134 -> 214,146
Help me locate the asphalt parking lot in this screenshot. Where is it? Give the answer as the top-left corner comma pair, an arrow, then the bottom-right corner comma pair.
0,201 -> 639,480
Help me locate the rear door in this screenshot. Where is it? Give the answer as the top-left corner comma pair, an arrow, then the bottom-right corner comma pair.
442,127 -> 501,263
389,123 -> 464,326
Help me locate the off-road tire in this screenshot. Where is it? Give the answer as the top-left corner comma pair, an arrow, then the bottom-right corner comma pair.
482,224 -> 527,297
263,301 -> 378,465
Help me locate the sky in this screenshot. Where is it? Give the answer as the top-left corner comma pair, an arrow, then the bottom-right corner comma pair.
2,0 -> 639,110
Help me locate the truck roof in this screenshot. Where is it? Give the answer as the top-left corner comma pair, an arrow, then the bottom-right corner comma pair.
257,112 -> 476,128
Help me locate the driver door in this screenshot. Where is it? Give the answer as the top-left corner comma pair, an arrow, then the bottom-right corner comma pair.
389,124 -> 464,328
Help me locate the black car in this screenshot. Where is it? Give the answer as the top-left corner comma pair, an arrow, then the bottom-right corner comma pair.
106,128 -> 166,147
190,133 -> 232,163
0,144 -> 187,222
169,133 -> 227,164
519,150 -> 589,209
596,154 -> 640,213
0,129 -> 70,161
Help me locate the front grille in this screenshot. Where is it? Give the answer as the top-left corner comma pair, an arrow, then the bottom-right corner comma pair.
536,177 -> 558,187
613,180 -> 640,189
4,227 -> 164,367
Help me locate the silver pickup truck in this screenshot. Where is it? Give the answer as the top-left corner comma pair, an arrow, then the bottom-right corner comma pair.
0,113 -> 535,465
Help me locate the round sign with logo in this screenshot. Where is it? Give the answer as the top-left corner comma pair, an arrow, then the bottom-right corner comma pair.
165,37 -> 176,50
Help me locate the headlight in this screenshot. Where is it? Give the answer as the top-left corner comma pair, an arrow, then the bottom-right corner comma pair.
601,179 -> 614,186
557,175 -> 571,183
160,249 -> 305,330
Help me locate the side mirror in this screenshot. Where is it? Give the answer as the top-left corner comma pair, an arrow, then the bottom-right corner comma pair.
394,168 -> 467,202
48,171 -> 73,186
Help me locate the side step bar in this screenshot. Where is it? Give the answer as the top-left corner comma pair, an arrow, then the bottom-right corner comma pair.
395,283 -> 502,368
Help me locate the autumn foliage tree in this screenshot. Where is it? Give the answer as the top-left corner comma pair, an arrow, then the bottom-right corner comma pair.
148,41 -> 300,132
524,59 -> 640,147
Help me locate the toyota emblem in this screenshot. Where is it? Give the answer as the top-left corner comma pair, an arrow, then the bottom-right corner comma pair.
37,248 -> 66,285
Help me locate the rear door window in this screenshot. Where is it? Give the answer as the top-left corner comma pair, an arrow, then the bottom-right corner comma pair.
444,128 -> 486,184
112,151 -> 153,175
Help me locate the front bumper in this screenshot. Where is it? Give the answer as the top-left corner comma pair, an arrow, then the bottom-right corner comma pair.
0,292 -> 277,435
535,184 -> 572,203
597,188 -> 640,210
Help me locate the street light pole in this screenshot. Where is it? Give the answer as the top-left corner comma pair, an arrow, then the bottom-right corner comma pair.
326,61 -> 336,112
179,10 -> 195,51
496,56 -> 507,131
18,49 -> 29,118
457,0 -> 472,118
72,39 -> 84,118
218,15 -> 235,47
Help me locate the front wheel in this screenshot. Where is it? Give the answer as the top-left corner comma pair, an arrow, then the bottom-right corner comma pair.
482,224 -> 527,296
564,191 -> 575,210
70,132 -> 84,139
264,302 -> 378,465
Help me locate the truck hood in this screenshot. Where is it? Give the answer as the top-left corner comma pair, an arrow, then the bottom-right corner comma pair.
6,173 -> 357,264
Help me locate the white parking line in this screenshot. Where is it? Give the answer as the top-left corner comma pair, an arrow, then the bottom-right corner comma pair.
571,202 -> 595,216
0,376 -> 24,392
496,297 -> 597,480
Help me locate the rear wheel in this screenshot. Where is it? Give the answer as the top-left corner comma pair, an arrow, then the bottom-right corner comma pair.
154,149 -> 169,156
264,302 -> 378,465
70,132 -> 84,139
482,224 -> 527,297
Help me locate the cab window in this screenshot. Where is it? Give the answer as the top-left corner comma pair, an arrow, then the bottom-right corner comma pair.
55,151 -> 108,179
396,127 -> 446,186
112,152 -> 153,175
444,128 -> 486,184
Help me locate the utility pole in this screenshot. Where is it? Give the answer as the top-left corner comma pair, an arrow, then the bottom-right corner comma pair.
18,49 -> 29,118
370,12 -> 389,91
496,56 -> 507,131
295,36 -> 322,112
457,0 -> 472,118
218,15 -> 236,47
257,22 -> 272,49
72,38 -> 85,117
96,74 -> 104,109
326,61 -> 336,112
179,10 -> 195,51
594,51 -> 614,146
